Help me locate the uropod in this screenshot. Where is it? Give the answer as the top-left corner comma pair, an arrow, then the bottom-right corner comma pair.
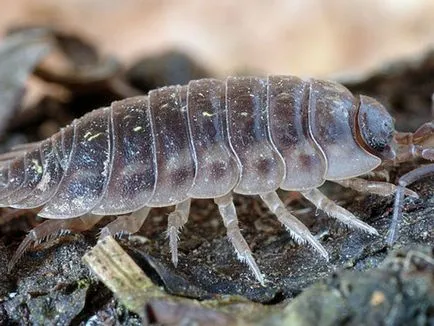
1,75 -> 433,285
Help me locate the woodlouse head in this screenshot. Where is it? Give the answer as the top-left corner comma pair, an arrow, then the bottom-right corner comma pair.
356,95 -> 396,161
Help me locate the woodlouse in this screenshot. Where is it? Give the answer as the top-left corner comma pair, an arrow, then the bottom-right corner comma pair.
1,75 -> 433,284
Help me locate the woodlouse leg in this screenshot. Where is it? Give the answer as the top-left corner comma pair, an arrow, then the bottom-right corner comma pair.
387,163 -> 434,245
260,191 -> 329,260
334,178 -> 419,198
365,169 -> 390,182
301,189 -> 379,235
99,207 -> 151,239
214,193 -> 264,285
9,214 -> 103,272
167,199 -> 191,267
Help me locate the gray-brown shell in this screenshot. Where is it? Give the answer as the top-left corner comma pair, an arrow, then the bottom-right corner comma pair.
0,75 -> 382,218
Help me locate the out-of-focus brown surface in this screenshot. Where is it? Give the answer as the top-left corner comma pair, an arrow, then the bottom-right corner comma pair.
0,0 -> 434,77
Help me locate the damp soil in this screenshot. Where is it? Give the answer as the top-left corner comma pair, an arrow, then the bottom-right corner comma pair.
0,27 -> 432,325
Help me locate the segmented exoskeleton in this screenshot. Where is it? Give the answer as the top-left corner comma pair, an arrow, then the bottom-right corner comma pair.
2,75 -> 433,284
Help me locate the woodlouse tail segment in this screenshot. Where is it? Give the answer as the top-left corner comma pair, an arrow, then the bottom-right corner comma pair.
260,192 -> 329,260
8,214 -> 103,272
214,194 -> 265,285
301,189 -> 379,235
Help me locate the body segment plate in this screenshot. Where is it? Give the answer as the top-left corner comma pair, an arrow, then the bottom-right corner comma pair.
39,108 -> 112,218
308,79 -> 380,179
226,76 -> 285,194
268,75 -> 326,190
147,85 -> 195,206
187,78 -> 239,198
93,97 -> 157,214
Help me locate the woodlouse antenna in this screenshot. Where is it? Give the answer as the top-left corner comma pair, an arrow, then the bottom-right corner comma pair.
387,163 -> 434,245
388,117 -> 434,244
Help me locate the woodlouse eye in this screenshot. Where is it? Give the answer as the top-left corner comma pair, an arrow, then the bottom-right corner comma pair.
357,95 -> 395,160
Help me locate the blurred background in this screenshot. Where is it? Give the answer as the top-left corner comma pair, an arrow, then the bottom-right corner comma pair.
0,0 -> 433,78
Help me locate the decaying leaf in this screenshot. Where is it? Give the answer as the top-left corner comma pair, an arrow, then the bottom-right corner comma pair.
0,28 -> 52,138
83,236 -> 255,325
82,235 -> 164,319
